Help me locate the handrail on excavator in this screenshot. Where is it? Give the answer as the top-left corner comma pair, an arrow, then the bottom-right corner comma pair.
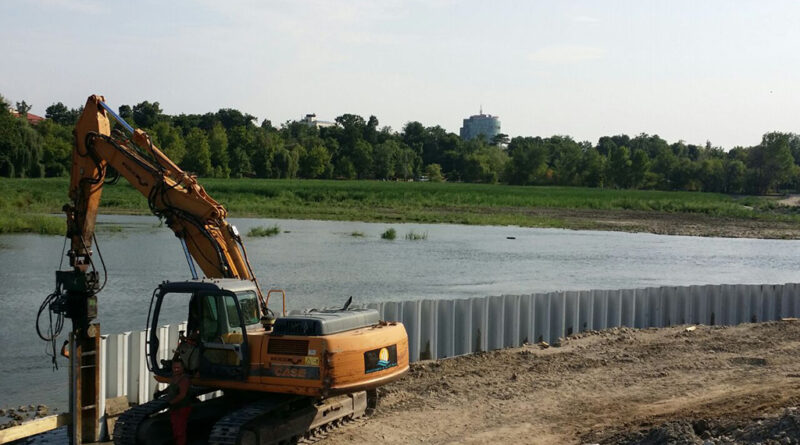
265,289 -> 287,317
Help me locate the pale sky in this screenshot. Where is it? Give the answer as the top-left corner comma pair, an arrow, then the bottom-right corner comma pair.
1,0 -> 798,148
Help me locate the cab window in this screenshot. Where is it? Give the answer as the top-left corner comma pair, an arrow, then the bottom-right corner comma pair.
236,291 -> 261,326
225,295 -> 241,328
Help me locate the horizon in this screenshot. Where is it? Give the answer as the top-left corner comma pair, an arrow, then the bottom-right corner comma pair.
2,0 -> 798,149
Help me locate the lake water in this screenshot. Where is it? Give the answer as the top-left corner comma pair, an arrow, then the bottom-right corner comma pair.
1,215 -> 799,411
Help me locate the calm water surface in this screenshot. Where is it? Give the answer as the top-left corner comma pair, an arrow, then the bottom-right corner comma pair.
1,215 -> 799,410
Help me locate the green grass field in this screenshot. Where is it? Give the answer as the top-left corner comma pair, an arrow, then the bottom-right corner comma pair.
0,177 -> 795,236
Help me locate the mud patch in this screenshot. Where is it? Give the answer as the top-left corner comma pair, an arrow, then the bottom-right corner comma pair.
729,356 -> 768,367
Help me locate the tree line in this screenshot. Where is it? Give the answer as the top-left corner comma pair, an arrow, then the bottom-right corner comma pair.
1,94 -> 799,195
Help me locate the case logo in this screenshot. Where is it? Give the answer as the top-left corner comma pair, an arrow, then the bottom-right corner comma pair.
262,364 -> 320,380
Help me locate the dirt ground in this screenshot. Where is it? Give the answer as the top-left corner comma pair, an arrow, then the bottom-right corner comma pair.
324,321 -> 800,445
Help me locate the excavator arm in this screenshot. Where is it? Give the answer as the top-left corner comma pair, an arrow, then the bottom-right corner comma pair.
59,95 -> 261,324
69,95 -> 255,280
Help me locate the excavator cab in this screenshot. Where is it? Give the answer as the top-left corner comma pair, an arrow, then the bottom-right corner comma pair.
146,279 -> 261,381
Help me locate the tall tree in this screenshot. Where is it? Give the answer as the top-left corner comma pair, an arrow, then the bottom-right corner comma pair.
300,145 -> 331,179
208,123 -> 230,178
607,145 -> 632,188
373,140 -> 398,179
151,121 -> 186,164
749,132 -> 796,193
581,145 -> 605,187
45,102 -> 70,125
182,128 -> 212,176
132,101 -> 163,128
629,150 -> 651,188
504,137 -> 547,185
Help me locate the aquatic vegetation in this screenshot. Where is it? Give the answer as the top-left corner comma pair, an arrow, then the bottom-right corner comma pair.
248,224 -> 280,237
405,230 -> 428,240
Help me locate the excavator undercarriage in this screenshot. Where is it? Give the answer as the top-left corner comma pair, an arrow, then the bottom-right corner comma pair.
116,390 -> 372,445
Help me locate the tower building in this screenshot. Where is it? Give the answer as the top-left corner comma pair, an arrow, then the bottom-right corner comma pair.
459,107 -> 501,142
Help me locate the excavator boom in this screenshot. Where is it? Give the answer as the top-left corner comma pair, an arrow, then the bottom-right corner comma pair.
67,95 -> 255,285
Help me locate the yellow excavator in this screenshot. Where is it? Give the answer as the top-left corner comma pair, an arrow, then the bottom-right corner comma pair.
46,95 -> 409,444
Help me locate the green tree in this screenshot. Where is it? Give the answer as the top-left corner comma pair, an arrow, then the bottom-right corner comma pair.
132,101 -> 163,128
629,149 -> 650,188
395,146 -> 419,180
208,123 -> 230,178
300,145 -> 331,179
215,108 -> 256,130
229,146 -> 252,178
607,145 -> 632,188
151,121 -> 186,164
748,132 -> 796,193
670,158 -> 698,191
550,137 -> 582,185
334,156 -> 356,179
351,140 -> 373,179
0,105 -> 23,177
491,133 -> 510,147
364,115 -> 379,145
373,140 -> 399,179
45,102 -> 81,126
504,137 -> 547,185
725,159 -> 746,193
402,121 -> 426,156
273,146 -> 301,178
581,145 -> 605,187
227,126 -> 255,177
462,153 -> 495,183
424,163 -> 444,182
35,119 -> 72,176
117,104 -> 136,130
335,114 -> 366,146
182,128 -> 213,176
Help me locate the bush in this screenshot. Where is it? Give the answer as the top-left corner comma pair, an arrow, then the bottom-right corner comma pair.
248,224 -> 280,237
381,228 -> 396,240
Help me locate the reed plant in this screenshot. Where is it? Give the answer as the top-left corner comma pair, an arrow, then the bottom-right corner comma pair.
248,224 -> 280,237
405,230 -> 428,240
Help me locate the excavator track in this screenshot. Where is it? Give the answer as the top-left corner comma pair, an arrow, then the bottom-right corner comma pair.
209,391 -> 369,445
112,398 -> 169,445
113,388 -> 224,445
209,395 -> 300,445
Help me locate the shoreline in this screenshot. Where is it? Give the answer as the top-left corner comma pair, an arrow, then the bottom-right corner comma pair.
3,178 -> 800,239
7,206 -> 800,240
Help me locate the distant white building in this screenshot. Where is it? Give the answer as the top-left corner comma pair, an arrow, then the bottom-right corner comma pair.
459,108 -> 501,142
301,113 -> 337,129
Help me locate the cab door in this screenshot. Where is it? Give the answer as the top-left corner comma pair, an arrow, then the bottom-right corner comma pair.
197,292 -> 249,380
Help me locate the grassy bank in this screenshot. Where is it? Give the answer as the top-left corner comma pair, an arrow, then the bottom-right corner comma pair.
0,178 -> 797,236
